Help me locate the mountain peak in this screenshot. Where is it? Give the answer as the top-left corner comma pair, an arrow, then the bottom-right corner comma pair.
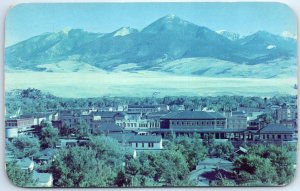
142,14 -> 195,34
216,30 -> 240,41
163,14 -> 177,20
113,27 -> 138,37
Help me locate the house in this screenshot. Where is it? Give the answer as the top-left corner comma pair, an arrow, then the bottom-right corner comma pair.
259,124 -> 294,142
5,117 -> 34,132
160,111 -> 226,129
128,135 -> 163,151
33,171 -> 53,187
107,132 -> 137,146
59,139 -> 78,148
93,123 -> 124,134
106,132 -> 163,151
90,111 -> 125,123
17,158 -> 34,172
36,148 -> 56,164
235,147 -> 248,155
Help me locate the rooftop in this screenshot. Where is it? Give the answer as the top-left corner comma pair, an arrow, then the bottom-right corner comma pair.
161,111 -> 226,120
259,124 -> 294,134
128,135 -> 162,143
97,123 -> 124,133
128,104 -> 167,109
33,171 -> 52,183
17,158 -> 33,168
91,111 -> 124,118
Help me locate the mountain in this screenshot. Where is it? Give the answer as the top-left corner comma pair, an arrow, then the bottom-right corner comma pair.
5,15 -> 297,78
216,30 -> 240,41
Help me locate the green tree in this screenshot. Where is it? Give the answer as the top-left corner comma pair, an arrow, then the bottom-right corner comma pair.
11,136 -> 40,158
6,161 -> 35,187
39,121 -> 59,149
88,135 -> 124,167
213,142 -> 234,160
157,149 -> 190,186
203,134 -> 215,155
170,135 -> 207,170
234,154 -> 278,185
76,119 -> 90,138
250,144 -> 295,185
51,147 -> 116,187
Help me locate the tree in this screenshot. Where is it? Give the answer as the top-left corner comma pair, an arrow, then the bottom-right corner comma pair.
203,134 -> 215,155
10,136 -> 40,158
234,154 -> 278,185
51,147 -> 116,187
169,135 -> 207,171
76,119 -> 90,138
6,161 -> 35,187
251,144 -> 295,185
213,142 -> 234,160
39,121 -> 59,149
88,135 -> 124,167
156,149 -> 190,186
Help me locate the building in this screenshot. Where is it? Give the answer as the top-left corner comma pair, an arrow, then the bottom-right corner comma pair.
258,124 -> 294,142
19,112 -> 59,126
93,123 -> 124,134
276,104 -> 297,122
58,110 -> 125,132
160,111 -> 226,130
90,111 -> 125,124
17,158 -> 34,172
106,132 -> 163,151
116,119 -> 151,129
5,117 -> 34,138
225,111 -> 247,129
33,172 -> 53,187
128,135 -> 163,151
128,104 -> 169,114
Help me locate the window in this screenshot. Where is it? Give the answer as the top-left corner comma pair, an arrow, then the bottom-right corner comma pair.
142,143 -> 144,148
136,143 -> 138,147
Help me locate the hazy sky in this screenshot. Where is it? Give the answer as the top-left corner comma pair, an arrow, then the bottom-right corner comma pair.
5,2 -> 297,46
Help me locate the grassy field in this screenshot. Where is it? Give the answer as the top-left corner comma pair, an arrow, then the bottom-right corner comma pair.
5,71 -> 297,98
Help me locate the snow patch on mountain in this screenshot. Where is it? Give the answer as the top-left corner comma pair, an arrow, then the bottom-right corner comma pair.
113,27 -> 137,37
112,63 -> 140,71
217,30 -> 240,41
266,44 -> 276,49
281,31 -> 297,40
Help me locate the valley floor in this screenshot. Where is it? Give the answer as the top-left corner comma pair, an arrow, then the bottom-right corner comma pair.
5,71 -> 297,98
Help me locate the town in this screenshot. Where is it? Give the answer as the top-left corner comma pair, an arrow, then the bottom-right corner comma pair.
5,90 -> 298,187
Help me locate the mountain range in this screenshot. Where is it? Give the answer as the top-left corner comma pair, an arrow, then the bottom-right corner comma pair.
5,14 -> 297,78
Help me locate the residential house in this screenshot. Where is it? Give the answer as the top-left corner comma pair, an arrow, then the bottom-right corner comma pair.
33,171 -> 53,187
